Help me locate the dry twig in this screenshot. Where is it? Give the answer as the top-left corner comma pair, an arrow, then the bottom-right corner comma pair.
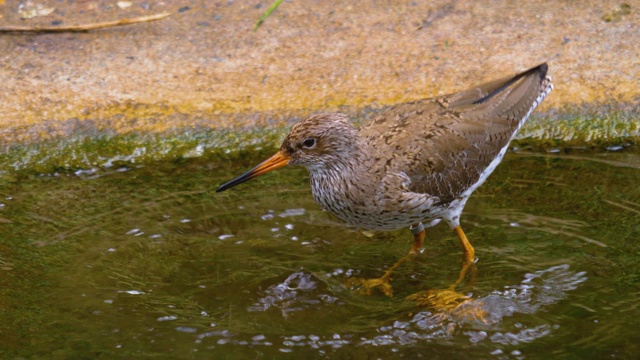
0,12 -> 171,33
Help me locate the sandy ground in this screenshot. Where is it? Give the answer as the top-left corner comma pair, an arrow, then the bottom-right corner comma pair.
0,0 -> 638,145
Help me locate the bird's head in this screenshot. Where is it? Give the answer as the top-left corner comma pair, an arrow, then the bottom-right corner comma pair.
216,113 -> 359,192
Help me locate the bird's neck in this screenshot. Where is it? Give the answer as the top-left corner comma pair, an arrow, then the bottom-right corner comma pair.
305,140 -> 377,217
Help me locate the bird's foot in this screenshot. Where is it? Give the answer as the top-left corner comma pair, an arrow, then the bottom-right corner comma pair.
345,276 -> 395,297
406,287 -> 470,310
345,252 -> 415,297
406,288 -> 487,322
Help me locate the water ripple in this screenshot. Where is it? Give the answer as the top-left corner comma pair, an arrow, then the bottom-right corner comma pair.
192,264 -> 586,354
483,210 -> 607,247
248,272 -> 339,317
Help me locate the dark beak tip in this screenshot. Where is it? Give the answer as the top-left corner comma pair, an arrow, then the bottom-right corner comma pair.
216,151 -> 289,194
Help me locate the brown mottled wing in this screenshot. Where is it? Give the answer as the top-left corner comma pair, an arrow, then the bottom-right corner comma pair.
361,64 -> 550,200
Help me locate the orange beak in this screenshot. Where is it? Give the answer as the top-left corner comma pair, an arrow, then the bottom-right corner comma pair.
216,151 -> 291,192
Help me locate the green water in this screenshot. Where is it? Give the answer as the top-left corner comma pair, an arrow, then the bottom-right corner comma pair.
1,149 -> 640,358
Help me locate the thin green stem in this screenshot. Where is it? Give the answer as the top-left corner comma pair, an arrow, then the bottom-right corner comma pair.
254,0 -> 284,31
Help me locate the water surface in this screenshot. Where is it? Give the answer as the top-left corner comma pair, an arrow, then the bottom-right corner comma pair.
1,150 -> 639,358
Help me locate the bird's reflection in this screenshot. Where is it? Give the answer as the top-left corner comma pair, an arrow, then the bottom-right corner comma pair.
243,263 -> 586,349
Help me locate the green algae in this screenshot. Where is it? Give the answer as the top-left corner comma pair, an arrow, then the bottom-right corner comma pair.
517,107 -> 640,149
0,126 -> 288,177
1,105 -> 639,177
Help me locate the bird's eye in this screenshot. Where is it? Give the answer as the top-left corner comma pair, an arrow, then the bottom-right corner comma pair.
302,138 -> 317,149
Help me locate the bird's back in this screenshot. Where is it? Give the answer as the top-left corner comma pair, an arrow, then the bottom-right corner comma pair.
361,63 -> 553,201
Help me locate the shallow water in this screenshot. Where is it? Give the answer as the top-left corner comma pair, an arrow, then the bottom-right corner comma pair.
1,150 -> 640,358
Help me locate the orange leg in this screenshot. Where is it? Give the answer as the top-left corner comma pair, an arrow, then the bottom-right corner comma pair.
455,225 -> 475,264
409,222 -> 426,255
407,226 -> 484,321
375,223 -> 426,283
346,223 -> 426,296
452,224 -> 477,287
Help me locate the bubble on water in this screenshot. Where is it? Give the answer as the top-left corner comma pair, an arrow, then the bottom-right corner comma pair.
74,168 -> 97,176
176,326 -> 198,333
120,290 -> 145,295
157,316 -> 177,322
278,208 -> 306,217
